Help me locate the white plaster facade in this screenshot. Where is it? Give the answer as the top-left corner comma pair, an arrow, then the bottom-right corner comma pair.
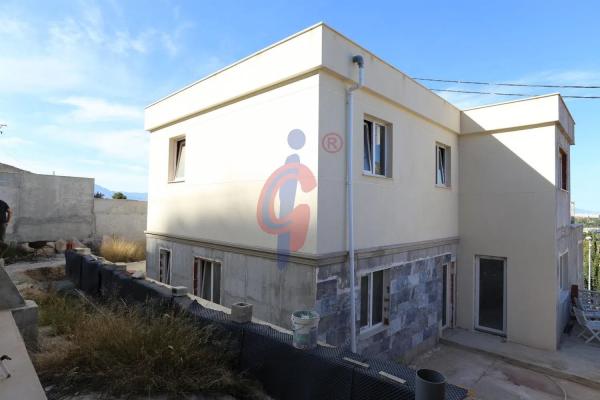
145,23 -> 582,355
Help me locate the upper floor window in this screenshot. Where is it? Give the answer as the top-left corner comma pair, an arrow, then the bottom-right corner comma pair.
363,119 -> 391,177
170,137 -> 186,182
436,143 -> 451,187
559,148 -> 568,191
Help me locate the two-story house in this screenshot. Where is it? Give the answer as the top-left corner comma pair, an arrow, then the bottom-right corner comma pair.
144,23 -> 583,359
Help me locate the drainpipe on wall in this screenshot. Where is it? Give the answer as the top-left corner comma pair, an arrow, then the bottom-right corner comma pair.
347,55 -> 364,353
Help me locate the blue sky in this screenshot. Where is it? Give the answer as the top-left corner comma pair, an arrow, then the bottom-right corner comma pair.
1,0 -> 598,210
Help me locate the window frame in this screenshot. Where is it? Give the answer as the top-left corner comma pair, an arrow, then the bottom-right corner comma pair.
193,257 -> 222,304
435,143 -> 451,188
363,118 -> 391,178
359,268 -> 389,332
169,136 -> 186,183
559,148 -> 568,191
158,248 -> 172,285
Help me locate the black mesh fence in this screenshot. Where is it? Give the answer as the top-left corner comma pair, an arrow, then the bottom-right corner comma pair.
64,251 -> 468,400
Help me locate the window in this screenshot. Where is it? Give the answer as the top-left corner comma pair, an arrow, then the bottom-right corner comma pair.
436,144 -> 451,187
363,119 -> 390,176
170,137 -> 186,181
360,269 -> 389,330
193,257 -> 221,304
159,249 -> 171,285
560,252 -> 569,291
442,264 -> 448,327
559,148 -> 568,191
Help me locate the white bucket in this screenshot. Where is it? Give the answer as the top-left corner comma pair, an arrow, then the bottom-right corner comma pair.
291,310 -> 320,350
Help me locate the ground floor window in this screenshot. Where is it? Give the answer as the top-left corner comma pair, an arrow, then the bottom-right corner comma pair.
193,257 -> 221,304
442,264 -> 448,327
559,251 -> 569,291
159,249 -> 171,285
360,269 -> 389,330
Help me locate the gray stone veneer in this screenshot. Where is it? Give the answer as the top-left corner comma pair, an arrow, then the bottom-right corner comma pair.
147,232 -> 457,360
316,242 -> 457,361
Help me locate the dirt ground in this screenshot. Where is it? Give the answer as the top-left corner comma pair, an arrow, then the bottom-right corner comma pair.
6,257 -> 265,400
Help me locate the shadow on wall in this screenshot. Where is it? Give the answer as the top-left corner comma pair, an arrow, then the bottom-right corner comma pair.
458,123 -> 577,351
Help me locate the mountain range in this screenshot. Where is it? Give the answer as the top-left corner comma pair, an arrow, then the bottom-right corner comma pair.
94,184 -> 148,201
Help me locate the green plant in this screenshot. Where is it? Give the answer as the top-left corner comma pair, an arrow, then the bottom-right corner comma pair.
112,192 -> 127,199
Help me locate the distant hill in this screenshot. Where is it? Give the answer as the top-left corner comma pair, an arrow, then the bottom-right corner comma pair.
94,184 -> 148,201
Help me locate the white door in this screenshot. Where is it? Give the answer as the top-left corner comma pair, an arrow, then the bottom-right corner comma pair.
475,256 -> 507,335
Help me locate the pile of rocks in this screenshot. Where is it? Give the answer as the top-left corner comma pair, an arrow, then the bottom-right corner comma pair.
17,239 -> 89,257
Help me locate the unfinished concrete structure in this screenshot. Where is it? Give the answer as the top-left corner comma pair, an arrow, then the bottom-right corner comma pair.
144,23 -> 582,358
0,163 -> 148,244
0,163 -> 94,242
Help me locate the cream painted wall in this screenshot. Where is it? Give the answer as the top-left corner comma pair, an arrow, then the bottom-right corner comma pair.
320,26 -> 460,133
317,72 -> 459,254
146,75 -> 320,254
145,25 -> 324,131
458,125 -> 559,350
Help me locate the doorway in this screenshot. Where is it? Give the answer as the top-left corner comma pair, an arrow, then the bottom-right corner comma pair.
475,256 -> 506,335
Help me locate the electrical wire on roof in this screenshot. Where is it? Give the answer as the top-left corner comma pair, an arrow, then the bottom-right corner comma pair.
413,77 -> 600,89
429,88 -> 600,99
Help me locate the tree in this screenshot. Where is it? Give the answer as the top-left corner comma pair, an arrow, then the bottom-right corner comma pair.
112,192 -> 127,200
94,192 -> 105,199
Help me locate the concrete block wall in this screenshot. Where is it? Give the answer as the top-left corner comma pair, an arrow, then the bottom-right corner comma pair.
0,169 -> 94,242
316,242 -> 457,361
93,198 -> 147,242
0,164 -> 148,244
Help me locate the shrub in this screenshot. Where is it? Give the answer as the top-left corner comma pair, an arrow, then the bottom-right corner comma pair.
33,293 -> 264,399
112,192 -> 127,199
100,236 -> 145,262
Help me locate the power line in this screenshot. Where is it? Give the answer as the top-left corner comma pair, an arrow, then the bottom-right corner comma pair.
429,88 -> 600,99
414,77 -> 600,89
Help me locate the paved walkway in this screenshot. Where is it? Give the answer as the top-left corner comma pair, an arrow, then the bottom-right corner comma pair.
441,328 -> 600,390
0,310 -> 46,399
411,343 -> 600,400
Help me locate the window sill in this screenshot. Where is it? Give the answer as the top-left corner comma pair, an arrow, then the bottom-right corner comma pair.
359,323 -> 388,340
168,178 -> 185,184
435,184 -> 451,190
362,171 -> 392,180
559,188 -> 569,193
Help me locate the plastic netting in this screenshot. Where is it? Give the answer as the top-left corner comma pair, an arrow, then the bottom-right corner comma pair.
64,251 -> 468,400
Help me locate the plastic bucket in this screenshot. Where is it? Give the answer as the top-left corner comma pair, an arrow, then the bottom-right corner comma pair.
415,368 -> 446,400
291,310 -> 320,350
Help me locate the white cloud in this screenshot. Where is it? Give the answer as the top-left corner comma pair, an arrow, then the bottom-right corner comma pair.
57,97 -> 143,122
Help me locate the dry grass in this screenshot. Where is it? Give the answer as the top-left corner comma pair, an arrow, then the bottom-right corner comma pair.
31,291 -> 264,399
100,236 -> 145,263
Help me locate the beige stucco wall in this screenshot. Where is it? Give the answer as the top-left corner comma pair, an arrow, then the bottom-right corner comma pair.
317,72 -> 459,254
146,75 -> 320,254
458,124 -> 560,350
145,23 -> 581,353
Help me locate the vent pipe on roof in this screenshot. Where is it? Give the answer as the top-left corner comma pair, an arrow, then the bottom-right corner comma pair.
347,54 -> 364,354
